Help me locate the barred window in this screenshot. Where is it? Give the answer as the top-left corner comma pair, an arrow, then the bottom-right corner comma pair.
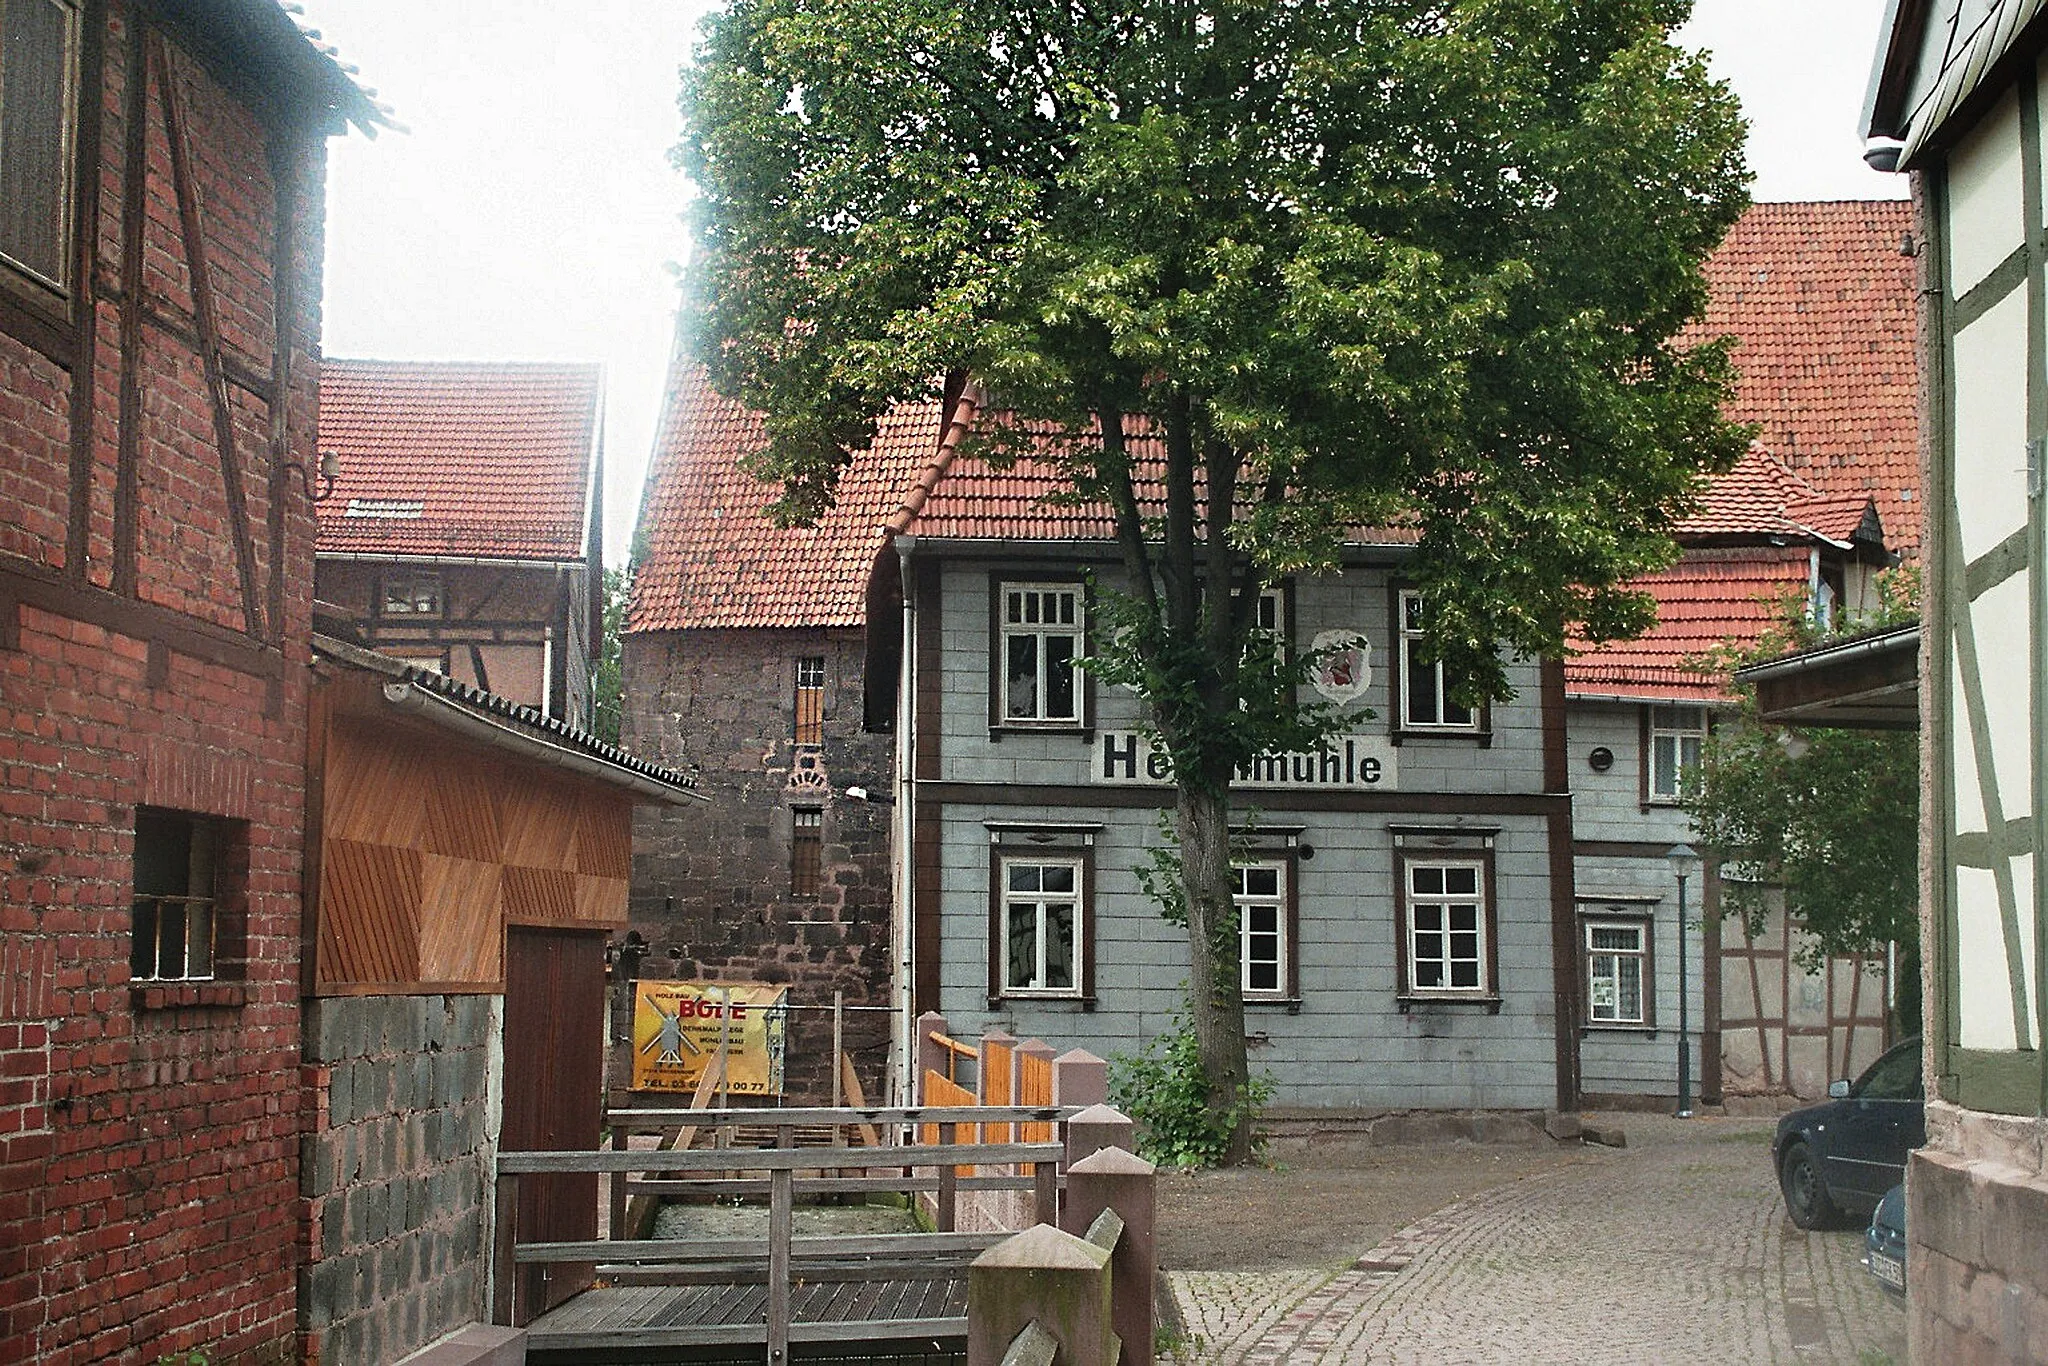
132,809 -> 223,983
794,656 -> 826,747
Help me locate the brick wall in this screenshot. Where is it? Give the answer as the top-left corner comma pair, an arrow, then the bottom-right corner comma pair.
622,627 -> 894,1103
299,996 -> 499,1365
0,4 -> 329,1361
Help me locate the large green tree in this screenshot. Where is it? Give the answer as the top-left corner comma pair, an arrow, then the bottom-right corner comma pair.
680,0 -> 1750,1159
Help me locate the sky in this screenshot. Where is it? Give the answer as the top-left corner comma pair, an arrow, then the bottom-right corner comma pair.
308,1 -> 1906,568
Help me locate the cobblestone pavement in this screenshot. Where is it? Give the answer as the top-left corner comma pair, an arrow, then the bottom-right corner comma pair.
1165,1114 -> 1909,1366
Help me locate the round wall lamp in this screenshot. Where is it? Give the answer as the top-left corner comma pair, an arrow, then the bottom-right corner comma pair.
1587,746 -> 1614,773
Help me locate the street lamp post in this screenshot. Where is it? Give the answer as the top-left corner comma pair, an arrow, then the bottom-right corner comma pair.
1667,844 -> 1699,1118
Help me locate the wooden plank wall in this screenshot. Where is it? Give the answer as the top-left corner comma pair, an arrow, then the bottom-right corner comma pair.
316,710 -> 633,992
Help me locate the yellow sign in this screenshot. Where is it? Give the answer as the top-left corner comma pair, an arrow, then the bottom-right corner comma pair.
631,981 -> 788,1095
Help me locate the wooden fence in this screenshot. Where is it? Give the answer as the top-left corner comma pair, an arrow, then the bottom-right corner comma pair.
498,1104 -> 1075,1359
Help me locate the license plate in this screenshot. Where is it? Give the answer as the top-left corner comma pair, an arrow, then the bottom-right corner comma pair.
1868,1251 -> 1905,1290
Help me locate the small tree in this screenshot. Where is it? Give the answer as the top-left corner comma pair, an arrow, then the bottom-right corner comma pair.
681,0 -> 1750,1159
1684,570 -> 1921,1035
591,565 -> 631,746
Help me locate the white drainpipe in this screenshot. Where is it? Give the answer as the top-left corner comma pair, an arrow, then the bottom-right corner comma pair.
890,536 -> 917,1105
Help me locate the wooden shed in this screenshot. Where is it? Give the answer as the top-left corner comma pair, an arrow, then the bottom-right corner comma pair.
305,633 -> 701,1326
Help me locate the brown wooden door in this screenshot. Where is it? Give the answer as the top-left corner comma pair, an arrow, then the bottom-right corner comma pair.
502,926 -> 606,1321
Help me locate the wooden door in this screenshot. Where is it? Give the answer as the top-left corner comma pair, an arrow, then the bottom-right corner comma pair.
502,926 -> 606,1321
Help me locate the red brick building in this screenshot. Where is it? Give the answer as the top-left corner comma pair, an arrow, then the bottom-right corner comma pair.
315,359 -> 607,727
0,3 -> 380,1361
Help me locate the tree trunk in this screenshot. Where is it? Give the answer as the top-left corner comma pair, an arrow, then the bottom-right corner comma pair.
1176,781 -> 1254,1163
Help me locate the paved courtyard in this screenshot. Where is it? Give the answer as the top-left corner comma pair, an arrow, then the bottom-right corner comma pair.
1164,1114 -> 1908,1366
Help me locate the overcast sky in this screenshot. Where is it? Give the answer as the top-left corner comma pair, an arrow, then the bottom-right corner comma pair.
308,1 -> 1906,567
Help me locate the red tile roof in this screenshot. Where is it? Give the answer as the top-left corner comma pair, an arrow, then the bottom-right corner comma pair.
1687,199 -> 1920,554
627,362 -> 946,632
317,360 -> 600,562
892,404 -> 1418,547
1676,446 -> 1881,547
1565,548 -> 1815,703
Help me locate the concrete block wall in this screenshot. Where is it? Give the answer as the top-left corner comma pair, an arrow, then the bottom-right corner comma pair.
622,626 -> 894,1102
298,996 -> 499,1366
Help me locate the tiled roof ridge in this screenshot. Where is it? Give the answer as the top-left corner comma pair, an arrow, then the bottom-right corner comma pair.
887,383 -> 983,535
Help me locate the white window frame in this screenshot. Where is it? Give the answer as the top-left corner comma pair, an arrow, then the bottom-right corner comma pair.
999,581 -> 1085,725
998,855 -> 1083,998
1403,857 -> 1489,997
0,0 -> 82,297
1585,919 -> 1649,1025
1648,704 -> 1706,803
380,573 -> 445,618
1397,589 -> 1477,732
1235,859 -> 1289,999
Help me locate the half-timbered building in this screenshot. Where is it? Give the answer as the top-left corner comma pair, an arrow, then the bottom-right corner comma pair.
0,2 -> 380,1360
315,357 -> 607,728
1864,3 -> 2048,1355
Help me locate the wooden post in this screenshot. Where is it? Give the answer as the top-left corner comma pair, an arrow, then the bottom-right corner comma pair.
716,984 -> 734,1109
1052,1048 -> 1109,1107
937,1120 -> 958,1232
916,1011 -> 950,1095
1063,1104 -> 1137,1170
492,1171 -> 517,1326
608,1122 -> 627,1242
832,990 -> 845,1108
966,1224 -> 1118,1366
1034,1153 -> 1059,1228
1062,1146 -> 1158,1366
768,1122 -> 795,1363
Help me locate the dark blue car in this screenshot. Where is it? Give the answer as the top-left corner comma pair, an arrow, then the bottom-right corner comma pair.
1773,1035 -> 1924,1230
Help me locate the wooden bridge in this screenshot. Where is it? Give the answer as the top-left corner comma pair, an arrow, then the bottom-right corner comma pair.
495,1103 -> 1080,1361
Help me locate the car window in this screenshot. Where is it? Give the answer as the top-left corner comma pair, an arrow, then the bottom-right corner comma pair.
1852,1038 -> 1923,1101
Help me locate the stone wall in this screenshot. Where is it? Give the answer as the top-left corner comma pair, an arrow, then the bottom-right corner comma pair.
622,626 -> 894,1103
1909,1100 -> 2048,1363
299,995 -> 500,1366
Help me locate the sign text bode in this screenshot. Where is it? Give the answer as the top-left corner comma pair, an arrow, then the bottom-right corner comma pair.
1094,730 -> 1397,790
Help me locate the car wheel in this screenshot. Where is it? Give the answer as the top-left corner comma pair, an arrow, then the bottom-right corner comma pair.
1780,1141 -> 1844,1230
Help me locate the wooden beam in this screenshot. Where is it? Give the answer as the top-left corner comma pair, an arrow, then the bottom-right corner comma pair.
155,33 -> 266,638
112,15 -> 149,597
498,1141 -> 1062,1175
0,558 -> 284,680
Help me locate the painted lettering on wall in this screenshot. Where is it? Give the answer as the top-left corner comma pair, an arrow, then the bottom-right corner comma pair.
1094,730 -> 1397,790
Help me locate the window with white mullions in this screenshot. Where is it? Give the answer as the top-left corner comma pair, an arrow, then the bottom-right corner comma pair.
1001,857 -> 1081,995
132,809 -> 223,982
0,0 -> 81,294
1235,861 -> 1287,997
1648,704 -> 1706,802
1398,590 -> 1475,730
1586,920 -> 1647,1024
1407,860 -> 1486,992
1001,583 -> 1083,723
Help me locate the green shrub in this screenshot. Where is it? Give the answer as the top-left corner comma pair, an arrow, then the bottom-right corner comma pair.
1109,1006 -> 1273,1168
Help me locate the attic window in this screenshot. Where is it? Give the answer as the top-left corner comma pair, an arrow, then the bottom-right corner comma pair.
344,499 -> 425,519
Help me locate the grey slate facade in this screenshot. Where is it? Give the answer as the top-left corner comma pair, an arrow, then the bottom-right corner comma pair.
886,545 -> 1580,1111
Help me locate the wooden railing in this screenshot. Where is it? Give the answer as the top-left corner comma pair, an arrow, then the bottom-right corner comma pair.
494,1104 -> 1079,1360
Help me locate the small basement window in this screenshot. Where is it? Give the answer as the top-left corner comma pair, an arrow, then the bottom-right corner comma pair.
132,808 -> 234,982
